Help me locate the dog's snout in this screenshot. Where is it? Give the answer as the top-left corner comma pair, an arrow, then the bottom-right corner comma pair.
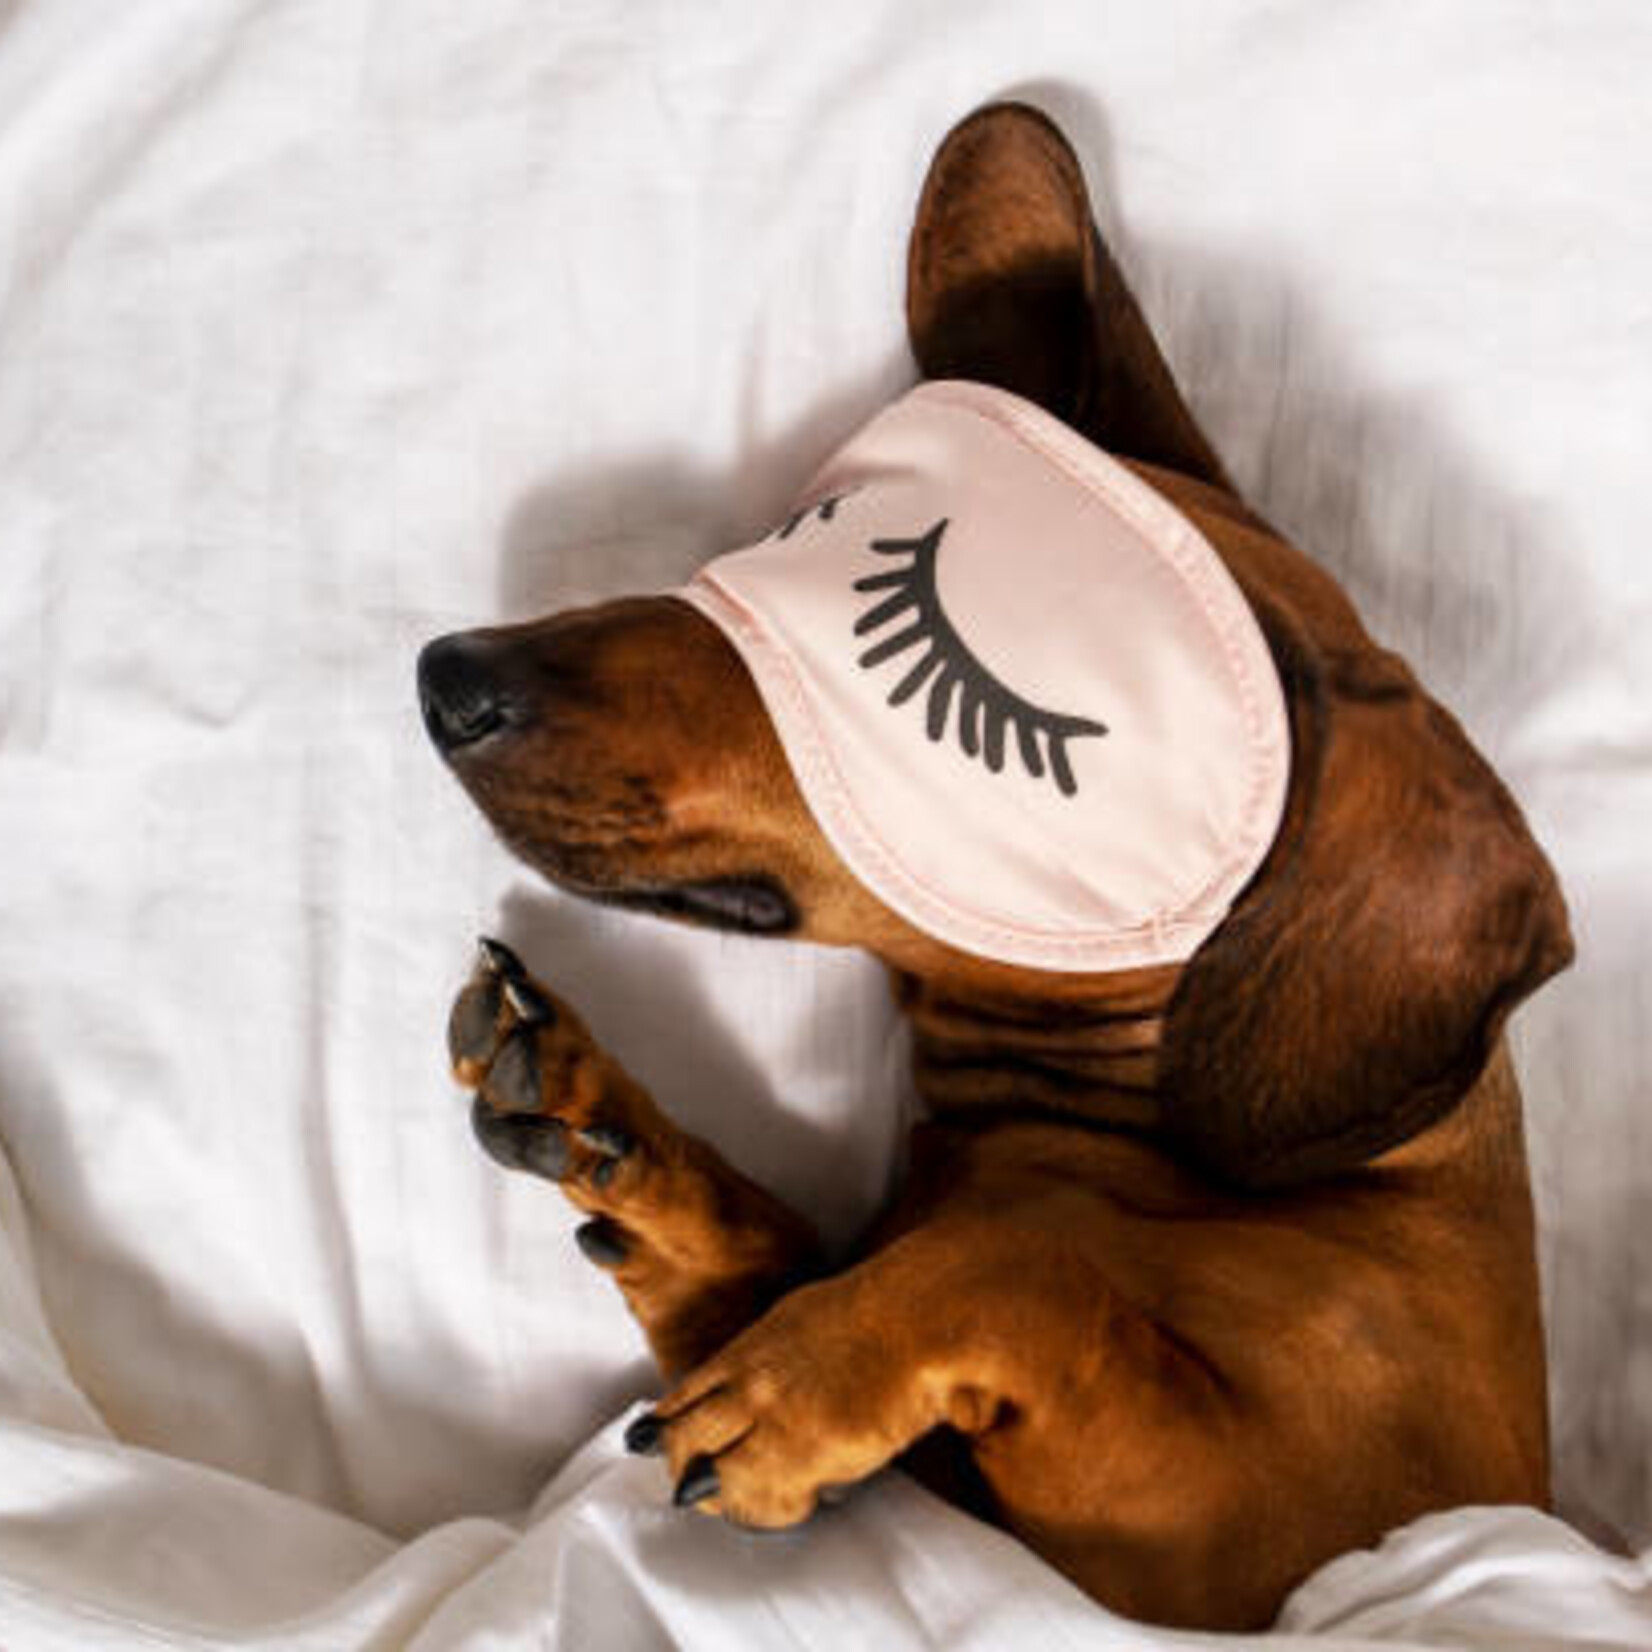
418,633 -> 509,750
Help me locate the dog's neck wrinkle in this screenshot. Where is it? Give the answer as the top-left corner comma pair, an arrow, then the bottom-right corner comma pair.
894,969 -> 1172,1130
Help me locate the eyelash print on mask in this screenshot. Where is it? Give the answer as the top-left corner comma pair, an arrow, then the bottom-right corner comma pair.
773,490 -> 855,541
852,519 -> 1108,797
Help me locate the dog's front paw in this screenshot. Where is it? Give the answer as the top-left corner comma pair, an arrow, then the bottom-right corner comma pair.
448,937 -> 663,1229
625,1280 -> 939,1529
447,937 -> 820,1375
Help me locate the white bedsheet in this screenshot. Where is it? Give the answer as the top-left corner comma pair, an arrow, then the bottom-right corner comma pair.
2,1 -> 1650,1645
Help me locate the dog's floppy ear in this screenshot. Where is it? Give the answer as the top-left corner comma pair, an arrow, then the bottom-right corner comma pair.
1159,630 -> 1573,1190
907,101 -> 1229,488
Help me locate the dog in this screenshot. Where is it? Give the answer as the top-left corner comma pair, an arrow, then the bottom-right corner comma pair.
416,103 -> 1572,1630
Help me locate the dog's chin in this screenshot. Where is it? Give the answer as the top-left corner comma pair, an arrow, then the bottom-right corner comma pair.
490,826 -> 800,937
588,878 -> 799,935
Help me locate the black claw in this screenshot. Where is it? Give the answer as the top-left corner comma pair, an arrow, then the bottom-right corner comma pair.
470,1098 -> 570,1179
623,1413 -> 665,1456
577,1123 -> 632,1158
447,976 -> 502,1066
503,978 -> 555,1026
574,1217 -> 628,1267
673,1455 -> 720,1508
477,936 -> 527,979
486,1027 -> 541,1113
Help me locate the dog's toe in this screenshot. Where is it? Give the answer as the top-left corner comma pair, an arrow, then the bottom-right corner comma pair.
624,1412 -> 666,1456
575,1216 -> 629,1266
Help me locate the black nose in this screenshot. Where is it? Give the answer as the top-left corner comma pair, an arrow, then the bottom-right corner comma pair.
418,633 -> 509,750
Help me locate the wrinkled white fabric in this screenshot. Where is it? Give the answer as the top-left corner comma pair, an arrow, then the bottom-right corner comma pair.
682,380 -> 1290,970
4,1138 -> 1652,1652
2,0 -> 1651,1646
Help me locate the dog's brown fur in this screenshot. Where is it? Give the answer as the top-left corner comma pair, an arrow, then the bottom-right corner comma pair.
420,104 -> 1572,1630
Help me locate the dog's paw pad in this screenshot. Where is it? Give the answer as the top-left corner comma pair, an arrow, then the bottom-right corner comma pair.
448,974 -> 503,1076
486,1025 -> 541,1114
449,939 -> 662,1200
470,1098 -> 571,1178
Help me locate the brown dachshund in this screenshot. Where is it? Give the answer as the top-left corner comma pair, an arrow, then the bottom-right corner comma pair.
417,103 -> 1572,1630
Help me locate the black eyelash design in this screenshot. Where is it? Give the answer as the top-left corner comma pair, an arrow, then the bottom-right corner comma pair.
773,490 -> 854,541
852,519 -> 1107,797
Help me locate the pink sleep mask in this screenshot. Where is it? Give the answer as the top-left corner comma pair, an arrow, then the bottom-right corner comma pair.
678,380 -> 1290,972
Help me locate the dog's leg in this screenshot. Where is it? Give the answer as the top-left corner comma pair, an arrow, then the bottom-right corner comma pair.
448,938 -> 820,1379
625,1123 -> 1229,1552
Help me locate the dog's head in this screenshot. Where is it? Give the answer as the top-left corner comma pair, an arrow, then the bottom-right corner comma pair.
419,104 -> 1571,1190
